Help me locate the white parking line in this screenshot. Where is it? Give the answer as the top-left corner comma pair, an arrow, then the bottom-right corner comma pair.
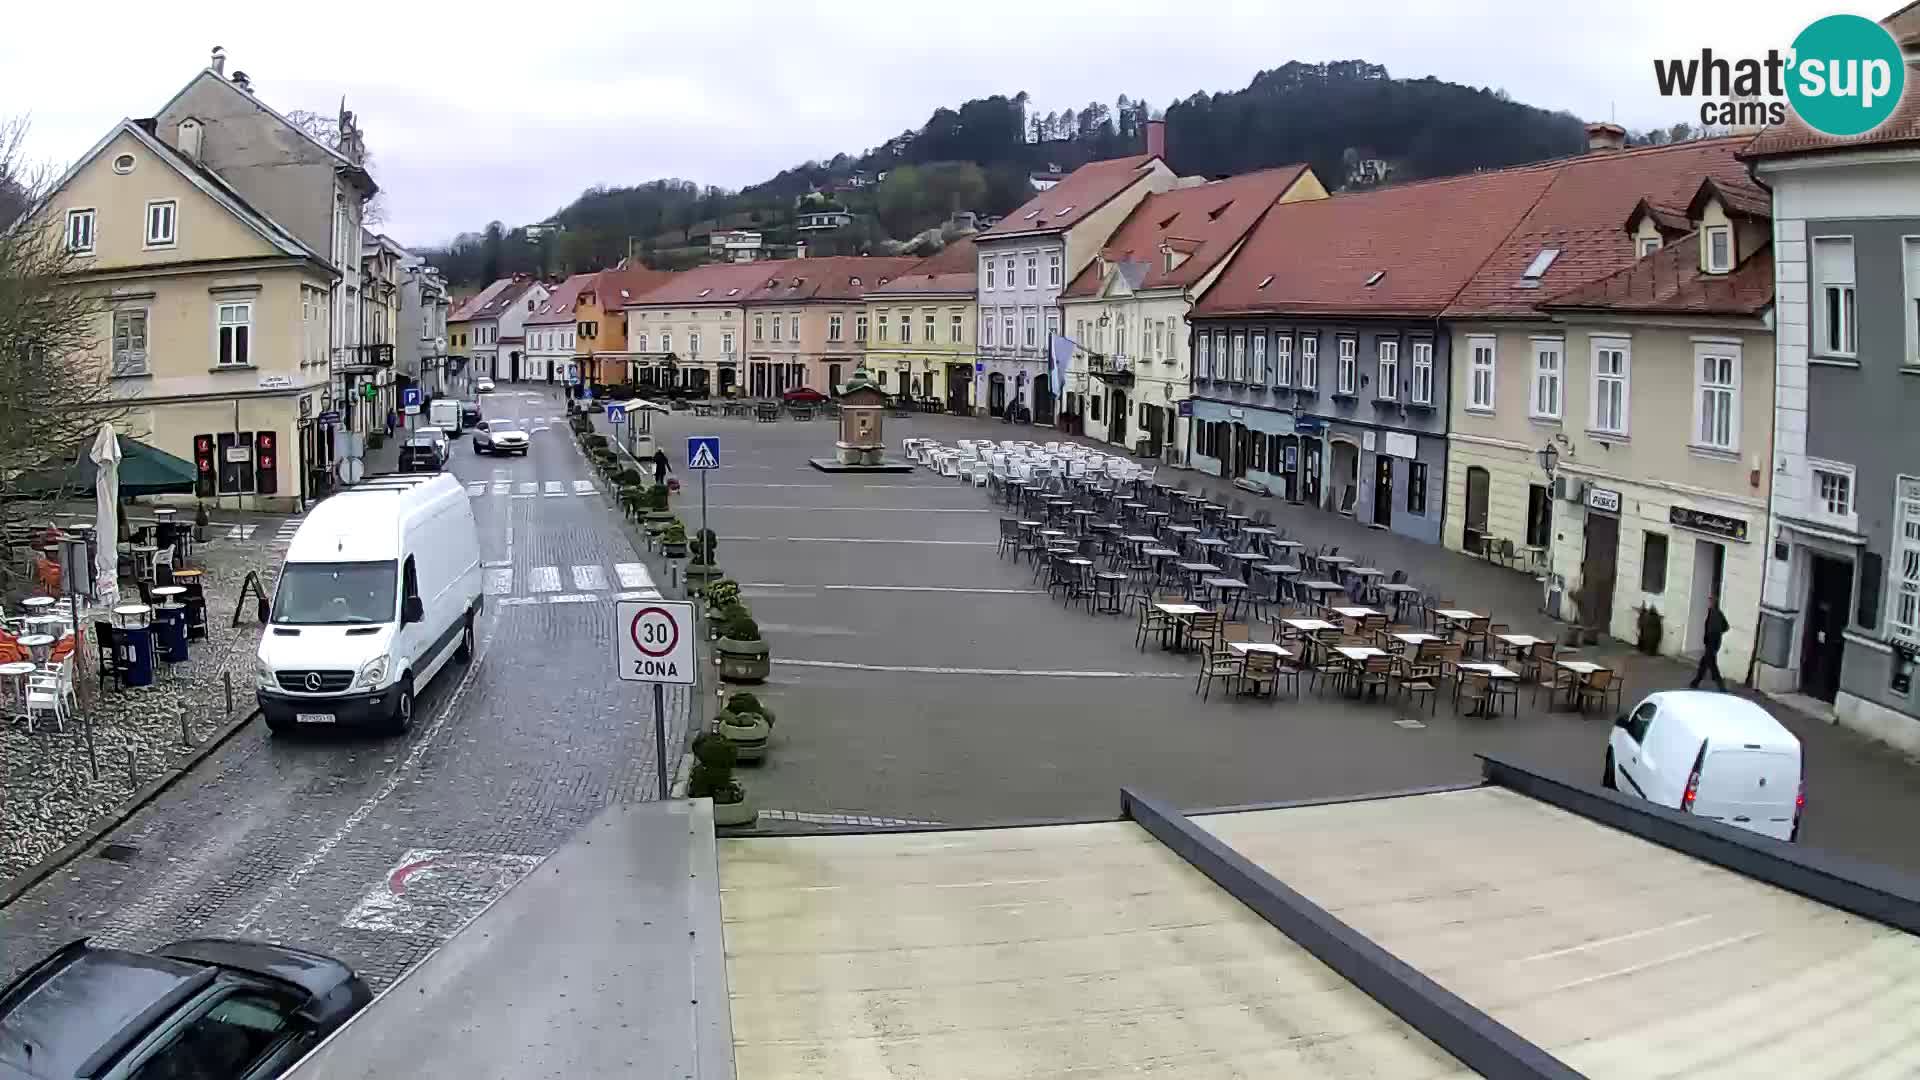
613,563 -> 653,590
526,566 -> 560,593
570,565 -> 607,591
485,568 -> 513,595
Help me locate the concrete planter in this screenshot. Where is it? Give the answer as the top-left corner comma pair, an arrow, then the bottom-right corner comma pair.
718,710 -> 770,762
712,790 -> 757,827
662,541 -> 687,559
687,562 -> 725,586
716,636 -> 769,683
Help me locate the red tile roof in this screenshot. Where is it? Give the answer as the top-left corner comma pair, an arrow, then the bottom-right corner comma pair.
587,267 -> 675,311
1062,165 -> 1311,299
1193,167 -> 1558,319
1540,232 -> 1773,317
525,273 -> 596,326
619,260 -> 779,307
1741,62 -> 1920,159
1443,137 -> 1761,318
869,239 -> 979,296
980,154 -> 1162,240
449,277 -> 517,323
742,255 -> 919,304
451,276 -> 543,322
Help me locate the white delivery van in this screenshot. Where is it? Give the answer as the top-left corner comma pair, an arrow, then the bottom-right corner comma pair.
429,397 -> 465,436
1605,690 -> 1804,841
255,473 -> 483,735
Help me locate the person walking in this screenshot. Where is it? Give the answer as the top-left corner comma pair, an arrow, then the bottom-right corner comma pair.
652,446 -> 670,487
1689,593 -> 1731,692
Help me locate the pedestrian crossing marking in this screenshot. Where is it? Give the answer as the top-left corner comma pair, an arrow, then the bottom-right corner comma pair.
517,482 -> 537,496
547,593 -> 597,605
613,563 -> 653,590
526,566 -> 560,593
485,568 -> 513,595
493,483 -> 510,496
543,481 -> 565,497
467,482 -> 487,496
570,565 -> 607,591
572,480 -> 595,495
615,589 -> 663,601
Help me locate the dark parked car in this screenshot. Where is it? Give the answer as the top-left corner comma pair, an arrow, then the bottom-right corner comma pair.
781,386 -> 828,405
459,401 -> 482,428
396,436 -> 443,472
0,937 -> 370,1080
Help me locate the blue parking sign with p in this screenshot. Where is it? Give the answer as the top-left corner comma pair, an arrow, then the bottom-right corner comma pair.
401,387 -> 421,407
687,436 -> 721,470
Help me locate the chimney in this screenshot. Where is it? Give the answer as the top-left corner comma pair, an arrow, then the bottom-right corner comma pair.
178,117 -> 203,163
1585,121 -> 1627,152
1145,118 -> 1166,160
231,70 -> 252,93
210,46 -> 226,76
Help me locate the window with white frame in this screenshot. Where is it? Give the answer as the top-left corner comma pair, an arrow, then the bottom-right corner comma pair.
661,330 -> 672,355
145,199 -> 177,247
1467,336 -> 1495,410
1153,319 -> 1166,361
1810,459 -> 1855,528
981,258 -> 994,290
950,311 -> 963,343
981,315 -> 993,347
216,301 -> 252,366
1046,310 -> 1059,346
1639,236 -> 1662,258
1893,477 -> 1920,644
1530,339 -> 1562,419
1026,254 -> 1037,287
1410,340 -> 1433,404
1377,339 -> 1399,400
1814,236 -> 1857,357
689,331 -> 700,356
1025,314 -> 1038,348
828,314 -> 842,341
635,332 -> 648,352
1336,336 -> 1357,394
1048,251 -> 1062,286
1215,332 -> 1229,380
66,208 -> 95,253
856,314 -> 868,342
899,311 -> 912,343
721,330 -> 734,354
1694,345 -> 1740,451
1251,333 -> 1267,383
1591,338 -> 1630,434
924,311 -> 935,341
1298,335 -> 1318,389
772,315 -> 784,342
790,315 -> 799,340
1274,334 -> 1292,385
1116,321 -> 1128,358
873,313 -> 885,343
1906,238 -> 1920,367
1705,225 -> 1733,273
753,315 -> 764,341
1231,333 -> 1246,382
1196,332 -> 1211,379
1003,314 -> 1015,349
112,309 -> 149,376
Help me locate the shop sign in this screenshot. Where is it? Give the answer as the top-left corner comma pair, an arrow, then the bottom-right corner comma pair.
1670,505 -> 1750,542
1362,430 -> 1377,452
1177,400 -> 1193,418
258,373 -> 293,390
1587,486 -> 1622,514
1382,432 -> 1417,460
299,395 -> 313,419
1293,417 -> 1324,435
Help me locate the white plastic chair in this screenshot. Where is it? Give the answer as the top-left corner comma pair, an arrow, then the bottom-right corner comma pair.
25,672 -> 66,732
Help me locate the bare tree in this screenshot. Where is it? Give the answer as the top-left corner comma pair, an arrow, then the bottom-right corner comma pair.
0,116 -> 127,588
285,109 -> 387,226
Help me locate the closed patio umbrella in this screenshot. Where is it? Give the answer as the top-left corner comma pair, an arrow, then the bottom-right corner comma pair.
89,423 -> 121,609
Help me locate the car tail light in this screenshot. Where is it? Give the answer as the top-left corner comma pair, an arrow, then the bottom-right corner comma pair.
1792,774 -> 1806,841
1680,741 -> 1708,813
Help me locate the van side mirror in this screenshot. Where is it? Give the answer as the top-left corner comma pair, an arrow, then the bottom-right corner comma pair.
402,596 -> 424,624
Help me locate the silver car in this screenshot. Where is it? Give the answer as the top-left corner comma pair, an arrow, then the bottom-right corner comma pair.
474,419 -> 529,456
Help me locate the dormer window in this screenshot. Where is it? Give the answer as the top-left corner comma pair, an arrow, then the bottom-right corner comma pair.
1705,226 -> 1732,274
1364,271 -> 1385,288
1023,209 -> 1040,220
697,288 -> 711,297
1056,205 -> 1074,216
1521,248 -> 1560,280
849,276 -> 861,286
1257,274 -> 1274,289
1207,201 -> 1231,222
727,288 -> 739,296
1639,236 -> 1662,258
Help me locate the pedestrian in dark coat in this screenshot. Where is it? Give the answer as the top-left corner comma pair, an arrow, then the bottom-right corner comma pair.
1690,594 -> 1731,692
653,447 -> 670,486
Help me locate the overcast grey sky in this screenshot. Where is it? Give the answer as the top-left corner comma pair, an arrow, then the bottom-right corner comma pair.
5,0 -> 1823,249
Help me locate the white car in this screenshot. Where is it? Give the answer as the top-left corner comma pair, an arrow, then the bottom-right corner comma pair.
1605,690 -> 1804,841
473,419 -> 529,456
476,377 -> 495,393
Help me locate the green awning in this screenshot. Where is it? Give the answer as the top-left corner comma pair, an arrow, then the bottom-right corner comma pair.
13,435 -> 199,498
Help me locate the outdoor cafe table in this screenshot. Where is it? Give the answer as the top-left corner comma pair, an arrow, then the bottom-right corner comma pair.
1296,580 -> 1345,605
1203,577 -> 1250,618
1390,632 -> 1440,652
1432,609 -> 1484,630
1330,606 -> 1380,621
1177,562 -> 1223,597
1552,659 -> 1608,710
1153,602 -> 1209,651
1252,563 -> 1297,602
1193,537 -> 1229,560
1345,566 -> 1385,601
1377,581 -> 1422,620
1331,644 -> 1387,697
1,661 -> 36,723
1456,662 -> 1522,715
1497,633 -> 1548,663
1225,550 -> 1264,580
1228,642 -> 1292,658
16,634 -> 54,664
19,596 -> 58,614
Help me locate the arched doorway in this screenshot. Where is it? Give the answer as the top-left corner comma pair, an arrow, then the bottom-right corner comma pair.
1463,466 -> 1491,554
1109,389 -> 1128,447
1032,372 -> 1053,425
1330,438 -> 1360,515
509,351 -> 522,382
988,373 -> 1008,417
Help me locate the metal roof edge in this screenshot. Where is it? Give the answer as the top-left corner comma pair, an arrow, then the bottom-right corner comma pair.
1120,786 -> 1586,1080
1479,754 -> 1920,936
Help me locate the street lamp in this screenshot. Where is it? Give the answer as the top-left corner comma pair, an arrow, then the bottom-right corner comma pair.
1536,441 -> 1559,479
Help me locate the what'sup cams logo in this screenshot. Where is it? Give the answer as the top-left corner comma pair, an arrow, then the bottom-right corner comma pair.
1654,14 -> 1907,136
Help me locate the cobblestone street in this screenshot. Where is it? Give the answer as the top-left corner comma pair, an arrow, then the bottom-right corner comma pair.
0,387 -> 695,988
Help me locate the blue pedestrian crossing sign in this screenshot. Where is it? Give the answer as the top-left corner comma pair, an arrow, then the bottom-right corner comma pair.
687,436 -> 721,470
605,403 -> 627,424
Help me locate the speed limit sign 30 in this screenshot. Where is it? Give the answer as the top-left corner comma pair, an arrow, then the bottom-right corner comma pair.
615,600 -> 695,684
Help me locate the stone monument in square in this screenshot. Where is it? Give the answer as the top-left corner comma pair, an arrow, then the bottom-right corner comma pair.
809,361 -> 913,473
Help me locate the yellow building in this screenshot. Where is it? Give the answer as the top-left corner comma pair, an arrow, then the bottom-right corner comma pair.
577,266 -> 674,387
861,239 -> 978,410
31,118 -> 336,510
743,255 -> 917,398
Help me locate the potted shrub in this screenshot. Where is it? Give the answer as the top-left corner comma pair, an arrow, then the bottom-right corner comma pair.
688,731 -> 756,827
716,605 -> 769,684
661,518 -> 688,558
192,502 -> 210,543
717,691 -> 772,763
1635,604 -> 1664,655
687,528 -> 722,583
643,484 -> 674,530
703,578 -> 741,610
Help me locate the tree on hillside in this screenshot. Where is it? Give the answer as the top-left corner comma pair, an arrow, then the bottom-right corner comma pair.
0,117 -> 127,589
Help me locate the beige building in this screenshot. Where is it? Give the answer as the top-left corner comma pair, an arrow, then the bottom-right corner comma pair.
621,262 -> 767,395
744,255 -> 917,398
1533,198 -> 1775,675
863,240 -> 978,410
33,118 -> 337,510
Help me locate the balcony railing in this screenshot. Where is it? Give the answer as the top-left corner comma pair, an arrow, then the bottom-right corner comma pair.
353,343 -> 395,366
1089,352 -> 1133,382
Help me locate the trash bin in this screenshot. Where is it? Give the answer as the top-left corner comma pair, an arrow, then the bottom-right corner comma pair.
155,603 -> 189,663
122,621 -> 155,687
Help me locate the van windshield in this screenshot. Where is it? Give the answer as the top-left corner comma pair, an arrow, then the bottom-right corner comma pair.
271,561 -> 399,625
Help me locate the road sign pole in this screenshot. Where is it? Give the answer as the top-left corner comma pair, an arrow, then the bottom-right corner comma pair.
652,682 -> 668,800
699,469 -> 708,578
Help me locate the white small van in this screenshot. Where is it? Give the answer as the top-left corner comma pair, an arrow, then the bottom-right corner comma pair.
256,473 -> 483,735
428,397 -> 465,437
1604,690 -> 1804,841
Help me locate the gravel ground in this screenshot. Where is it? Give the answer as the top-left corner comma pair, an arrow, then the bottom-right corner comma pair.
1,540 -> 282,881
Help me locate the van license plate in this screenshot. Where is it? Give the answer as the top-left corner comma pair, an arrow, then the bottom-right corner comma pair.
296,713 -> 335,724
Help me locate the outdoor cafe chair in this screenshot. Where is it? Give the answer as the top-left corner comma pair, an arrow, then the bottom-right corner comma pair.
1196,635 -> 1248,700
997,518 -> 1021,559
1395,647 -> 1444,713
1457,671 -> 1493,717
1483,621 -> 1511,658
1356,656 -> 1394,702
1574,669 -> 1623,714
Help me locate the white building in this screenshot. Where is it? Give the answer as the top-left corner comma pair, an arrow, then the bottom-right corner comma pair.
524,273 -> 593,384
